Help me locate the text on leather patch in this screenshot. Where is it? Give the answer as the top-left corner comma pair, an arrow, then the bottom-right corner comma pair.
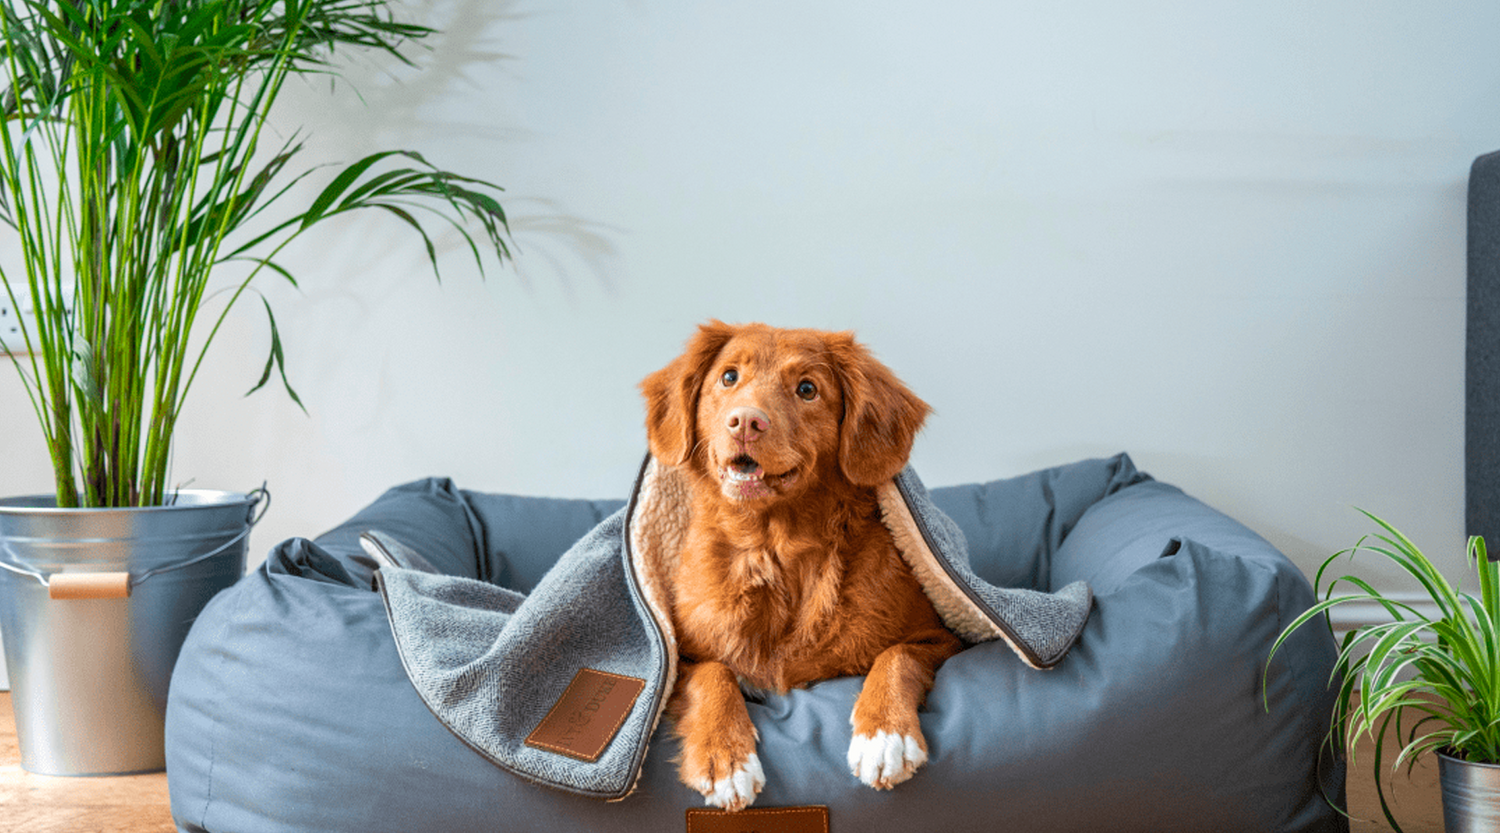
686,806 -> 829,833
525,668 -> 645,762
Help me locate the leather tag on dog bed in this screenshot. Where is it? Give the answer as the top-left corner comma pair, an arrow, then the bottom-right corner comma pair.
686,806 -> 829,833
525,668 -> 645,762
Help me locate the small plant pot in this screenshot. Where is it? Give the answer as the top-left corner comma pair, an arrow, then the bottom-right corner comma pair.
1440,751 -> 1500,831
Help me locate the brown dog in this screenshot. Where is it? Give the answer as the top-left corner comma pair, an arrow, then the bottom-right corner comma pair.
640,321 -> 963,810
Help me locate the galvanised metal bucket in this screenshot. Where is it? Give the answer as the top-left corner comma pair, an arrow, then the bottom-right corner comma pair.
1441,751 -> 1500,832
0,489 -> 262,776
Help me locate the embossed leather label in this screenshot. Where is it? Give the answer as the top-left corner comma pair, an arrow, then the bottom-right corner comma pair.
524,668 -> 645,762
686,806 -> 829,833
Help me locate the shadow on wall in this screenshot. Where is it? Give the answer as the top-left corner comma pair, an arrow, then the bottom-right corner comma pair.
306,0 -> 526,149
280,0 -> 619,298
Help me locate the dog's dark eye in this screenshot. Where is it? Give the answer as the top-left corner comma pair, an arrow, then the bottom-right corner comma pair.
721,369 -> 738,386
796,380 -> 817,401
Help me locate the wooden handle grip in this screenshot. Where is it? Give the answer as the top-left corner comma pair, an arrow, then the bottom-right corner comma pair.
48,572 -> 131,600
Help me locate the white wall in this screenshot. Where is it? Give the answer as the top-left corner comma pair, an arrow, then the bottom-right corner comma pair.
3,0 -> 1498,599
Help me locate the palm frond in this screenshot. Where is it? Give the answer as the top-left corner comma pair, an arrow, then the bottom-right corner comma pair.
0,0 -> 513,507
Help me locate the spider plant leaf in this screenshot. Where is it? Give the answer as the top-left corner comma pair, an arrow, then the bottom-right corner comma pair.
1268,595 -> 1359,662
1473,536 -> 1500,634
1331,574 -> 1423,622
1363,627 -> 1435,689
1370,710 -> 1407,833
1359,510 -> 1466,609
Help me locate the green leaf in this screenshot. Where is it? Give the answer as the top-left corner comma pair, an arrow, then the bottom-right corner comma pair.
0,0 -> 510,508
246,297 -> 304,412
298,149 -> 409,230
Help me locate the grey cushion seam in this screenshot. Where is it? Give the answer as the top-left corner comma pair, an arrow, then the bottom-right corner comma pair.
194,568 -> 258,830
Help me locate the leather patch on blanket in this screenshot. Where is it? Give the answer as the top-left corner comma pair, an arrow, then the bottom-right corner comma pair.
525,668 -> 645,762
686,806 -> 829,833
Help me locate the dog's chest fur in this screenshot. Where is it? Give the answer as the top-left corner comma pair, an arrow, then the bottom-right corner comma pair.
670,494 -> 934,693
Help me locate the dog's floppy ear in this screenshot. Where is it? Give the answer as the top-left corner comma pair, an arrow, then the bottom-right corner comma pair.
828,333 -> 931,486
640,320 -> 736,466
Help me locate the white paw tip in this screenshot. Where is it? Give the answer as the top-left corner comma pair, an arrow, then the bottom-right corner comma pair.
847,730 -> 925,789
703,753 -> 766,811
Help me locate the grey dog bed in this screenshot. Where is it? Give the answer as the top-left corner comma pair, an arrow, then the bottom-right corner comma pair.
165,453 -> 1345,832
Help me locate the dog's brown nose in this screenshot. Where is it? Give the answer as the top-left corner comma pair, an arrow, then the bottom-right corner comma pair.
726,407 -> 771,442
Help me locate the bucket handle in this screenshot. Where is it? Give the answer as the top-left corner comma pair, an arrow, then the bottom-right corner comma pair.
0,485 -> 269,600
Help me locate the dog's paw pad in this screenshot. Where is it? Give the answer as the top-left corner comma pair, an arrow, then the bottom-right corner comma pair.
698,752 -> 765,811
847,730 -> 926,790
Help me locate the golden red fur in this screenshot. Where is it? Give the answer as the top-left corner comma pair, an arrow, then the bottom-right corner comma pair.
640,321 -> 963,811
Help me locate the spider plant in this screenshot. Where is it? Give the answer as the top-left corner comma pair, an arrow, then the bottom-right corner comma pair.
0,0 -> 512,508
1269,510 -> 1500,832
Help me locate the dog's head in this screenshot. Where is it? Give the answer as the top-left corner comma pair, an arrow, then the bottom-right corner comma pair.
641,321 -> 930,502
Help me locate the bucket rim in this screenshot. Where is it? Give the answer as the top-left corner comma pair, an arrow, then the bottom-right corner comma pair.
1438,750 -> 1500,770
0,490 -> 258,515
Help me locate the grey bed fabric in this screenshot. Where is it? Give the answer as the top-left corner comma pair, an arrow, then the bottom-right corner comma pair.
165,453 -> 1346,832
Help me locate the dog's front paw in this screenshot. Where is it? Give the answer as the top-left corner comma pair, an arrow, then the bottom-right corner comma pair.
681,747 -> 765,811
671,661 -> 766,811
847,729 -> 927,790
697,751 -> 766,811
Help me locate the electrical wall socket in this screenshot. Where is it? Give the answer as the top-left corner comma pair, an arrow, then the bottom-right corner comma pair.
0,289 -> 71,356
0,293 -> 38,355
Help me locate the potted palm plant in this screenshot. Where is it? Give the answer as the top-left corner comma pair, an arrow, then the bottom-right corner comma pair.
1271,511 -> 1500,832
0,0 -> 513,775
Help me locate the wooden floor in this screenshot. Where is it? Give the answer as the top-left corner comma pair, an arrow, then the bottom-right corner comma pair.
1347,743 -> 1445,833
1,693 -> 175,833
0,690 -> 1450,832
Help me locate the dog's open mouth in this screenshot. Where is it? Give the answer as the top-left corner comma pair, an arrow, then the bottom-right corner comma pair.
719,454 -> 797,498
724,455 -> 764,481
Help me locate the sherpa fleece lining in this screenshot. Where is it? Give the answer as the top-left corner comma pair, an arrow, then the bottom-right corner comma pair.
877,481 -> 1006,644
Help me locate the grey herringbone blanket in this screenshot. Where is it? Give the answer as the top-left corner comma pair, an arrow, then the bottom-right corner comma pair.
373,458 -> 1092,800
